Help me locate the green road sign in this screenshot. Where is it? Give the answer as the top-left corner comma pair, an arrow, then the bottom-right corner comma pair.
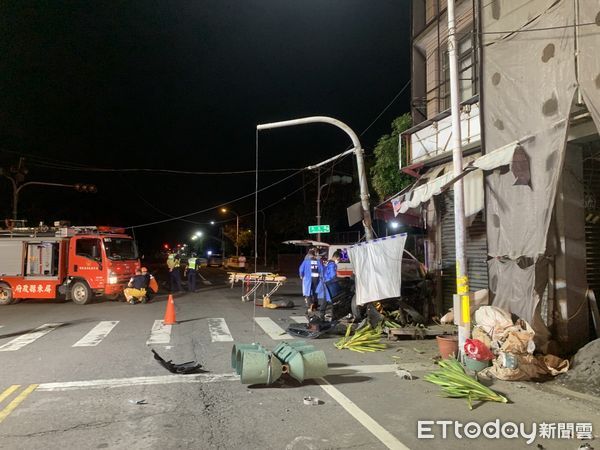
308,225 -> 330,234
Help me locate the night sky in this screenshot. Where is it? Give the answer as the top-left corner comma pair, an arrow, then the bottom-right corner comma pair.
0,1 -> 411,254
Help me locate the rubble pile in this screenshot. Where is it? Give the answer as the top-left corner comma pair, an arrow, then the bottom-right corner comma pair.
560,338 -> 600,396
472,306 -> 569,381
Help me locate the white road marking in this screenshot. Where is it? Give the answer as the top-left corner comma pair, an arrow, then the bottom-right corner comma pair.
72,321 -> 119,347
37,373 -> 240,392
208,318 -> 234,342
146,320 -> 172,345
328,363 -> 434,374
315,377 -> 410,450
32,364 -> 430,393
198,273 -> 212,285
0,323 -> 63,352
289,316 -> 308,324
254,317 -> 294,340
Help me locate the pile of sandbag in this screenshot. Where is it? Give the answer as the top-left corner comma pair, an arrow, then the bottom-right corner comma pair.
473,306 -> 569,381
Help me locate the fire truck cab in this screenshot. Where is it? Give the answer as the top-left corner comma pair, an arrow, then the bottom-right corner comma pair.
0,226 -> 140,305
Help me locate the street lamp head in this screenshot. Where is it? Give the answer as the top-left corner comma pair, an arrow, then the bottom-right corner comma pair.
210,221 -> 215,225
195,231 -> 203,237
220,208 -> 227,213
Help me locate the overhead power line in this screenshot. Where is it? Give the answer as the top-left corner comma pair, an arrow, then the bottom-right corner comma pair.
0,149 -> 301,175
125,169 -> 305,229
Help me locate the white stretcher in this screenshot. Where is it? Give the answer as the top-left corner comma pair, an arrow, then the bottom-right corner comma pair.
228,272 -> 287,302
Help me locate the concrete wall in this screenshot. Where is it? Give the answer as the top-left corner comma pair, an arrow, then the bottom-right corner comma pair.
412,0 -> 474,119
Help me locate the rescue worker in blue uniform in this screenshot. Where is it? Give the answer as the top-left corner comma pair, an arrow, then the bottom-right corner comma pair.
316,250 -> 342,317
185,254 -> 199,292
299,248 -> 323,313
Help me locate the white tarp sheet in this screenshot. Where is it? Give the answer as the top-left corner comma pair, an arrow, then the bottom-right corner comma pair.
347,234 -> 407,306
482,0 -> 577,322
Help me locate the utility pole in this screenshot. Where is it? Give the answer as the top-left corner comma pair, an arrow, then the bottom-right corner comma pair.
1,158 -> 96,220
447,0 -> 471,355
316,174 -> 352,243
316,169 -> 321,242
257,116 -> 374,241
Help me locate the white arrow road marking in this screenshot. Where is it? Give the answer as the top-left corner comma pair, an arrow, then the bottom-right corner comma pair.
208,318 -> 234,342
146,320 -> 172,345
72,321 -> 119,347
0,323 -> 63,352
254,317 -> 294,340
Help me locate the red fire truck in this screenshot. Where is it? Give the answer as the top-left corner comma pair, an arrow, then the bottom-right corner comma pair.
0,225 -> 140,305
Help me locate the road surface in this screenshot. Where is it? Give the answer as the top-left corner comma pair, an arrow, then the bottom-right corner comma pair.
0,267 -> 598,449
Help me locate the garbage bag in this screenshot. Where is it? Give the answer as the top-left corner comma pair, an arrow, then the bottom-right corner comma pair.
474,306 -> 513,342
464,338 -> 494,361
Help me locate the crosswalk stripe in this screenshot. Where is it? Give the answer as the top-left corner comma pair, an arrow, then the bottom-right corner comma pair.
72,321 -> 119,347
290,316 -> 308,324
0,323 -> 63,352
254,317 -> 294,340
208,318 -> 234,342
146,320 -> 172,345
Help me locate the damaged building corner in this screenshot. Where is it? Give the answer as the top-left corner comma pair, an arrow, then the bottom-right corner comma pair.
402,0 -> 600,357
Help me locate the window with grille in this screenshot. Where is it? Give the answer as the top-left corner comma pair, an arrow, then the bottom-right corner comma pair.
440,34 -> 477,110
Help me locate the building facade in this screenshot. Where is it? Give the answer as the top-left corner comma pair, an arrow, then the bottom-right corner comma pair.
398,0 -> 600,353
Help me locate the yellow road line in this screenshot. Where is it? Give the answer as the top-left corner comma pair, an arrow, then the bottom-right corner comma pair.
0,384 -> 38,424
0,385 -> 20,404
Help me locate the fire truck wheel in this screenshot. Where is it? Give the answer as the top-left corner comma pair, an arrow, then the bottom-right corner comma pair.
0,283 -> 14,305
71,281 -> 92,305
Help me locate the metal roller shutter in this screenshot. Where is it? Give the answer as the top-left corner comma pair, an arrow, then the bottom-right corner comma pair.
439,191 -> 489,312
584,153 -> 600,296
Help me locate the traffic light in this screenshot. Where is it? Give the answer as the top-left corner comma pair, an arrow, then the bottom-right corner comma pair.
74,184 -> 98,193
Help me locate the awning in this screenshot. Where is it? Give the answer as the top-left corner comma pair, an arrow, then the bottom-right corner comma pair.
396,156 -> 476,215
443,141 -> 529,189
473,141 -> 519,170
394,142 -> 523,217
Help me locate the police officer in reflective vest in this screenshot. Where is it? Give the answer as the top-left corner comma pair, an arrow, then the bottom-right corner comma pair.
186,254 -> 199,292
167,253 -> 182,292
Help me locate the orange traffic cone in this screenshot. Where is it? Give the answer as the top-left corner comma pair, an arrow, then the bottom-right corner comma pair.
163,294 -> 177,325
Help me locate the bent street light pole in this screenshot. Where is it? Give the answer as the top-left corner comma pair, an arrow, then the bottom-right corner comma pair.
447,0 -> 471,355
316,169 -> 321,242
256,116 -> 374,241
